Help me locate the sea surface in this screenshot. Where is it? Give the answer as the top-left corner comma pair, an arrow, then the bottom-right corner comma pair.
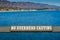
0,11 -> 60,40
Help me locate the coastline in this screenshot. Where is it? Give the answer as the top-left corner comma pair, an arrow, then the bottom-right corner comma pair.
0,10 -> 59,12
0,10 -> 38,12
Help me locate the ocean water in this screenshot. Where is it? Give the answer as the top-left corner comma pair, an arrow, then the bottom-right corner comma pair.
0,11 -> 60,26
0,11 -> 60,40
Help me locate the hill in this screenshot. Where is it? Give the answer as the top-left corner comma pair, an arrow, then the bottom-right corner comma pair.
0,0 -> 60,10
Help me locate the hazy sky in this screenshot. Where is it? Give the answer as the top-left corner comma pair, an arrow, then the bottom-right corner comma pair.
8,0 -> 60,6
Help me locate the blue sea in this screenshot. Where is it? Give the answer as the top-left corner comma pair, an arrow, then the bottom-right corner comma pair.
0,11 -> 60,40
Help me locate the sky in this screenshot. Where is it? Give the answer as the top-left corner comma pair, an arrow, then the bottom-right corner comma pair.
8,0 -> 60,6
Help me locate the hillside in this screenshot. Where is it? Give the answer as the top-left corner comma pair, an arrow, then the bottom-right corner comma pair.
0,0 -> 60,10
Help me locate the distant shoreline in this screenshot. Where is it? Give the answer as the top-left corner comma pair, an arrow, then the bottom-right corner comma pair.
0,10 -> 38,12
0,10 -> 59,12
